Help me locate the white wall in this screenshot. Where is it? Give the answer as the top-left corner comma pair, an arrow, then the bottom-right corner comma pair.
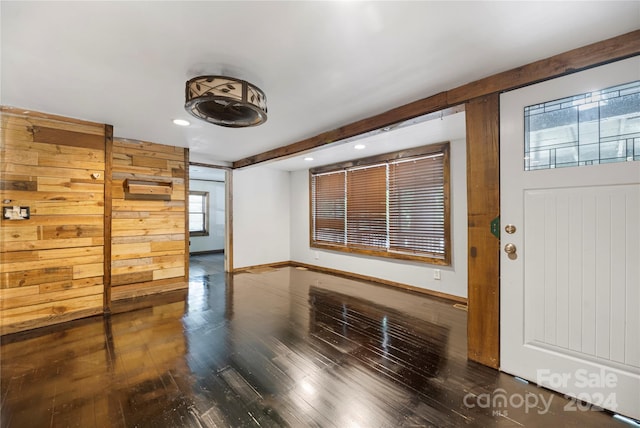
233,166 -> 291,268
289,138 -> 468,298
189,179 -> 225,253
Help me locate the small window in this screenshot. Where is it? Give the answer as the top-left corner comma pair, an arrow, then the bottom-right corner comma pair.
310,143 -> 450,265
524,80 -> 640,171
189,191 -> 209,236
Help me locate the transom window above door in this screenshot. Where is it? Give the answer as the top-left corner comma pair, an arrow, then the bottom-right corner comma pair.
524,80 -> 639,171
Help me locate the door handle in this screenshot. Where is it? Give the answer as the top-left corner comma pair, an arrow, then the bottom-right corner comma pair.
504,243 -> 517,254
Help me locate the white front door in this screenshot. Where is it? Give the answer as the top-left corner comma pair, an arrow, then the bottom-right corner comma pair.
500,57 -> 640,420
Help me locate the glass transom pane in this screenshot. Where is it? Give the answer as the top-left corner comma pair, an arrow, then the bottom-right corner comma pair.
524,81 -> 640,171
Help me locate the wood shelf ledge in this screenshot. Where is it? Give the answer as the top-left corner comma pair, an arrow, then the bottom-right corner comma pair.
124,179 -> 173,195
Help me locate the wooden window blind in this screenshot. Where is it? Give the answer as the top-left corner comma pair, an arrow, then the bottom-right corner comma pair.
312,171 -> 346,245
389,154 -> 446,258
347,165 -> 387,249
310,142 -> 450,265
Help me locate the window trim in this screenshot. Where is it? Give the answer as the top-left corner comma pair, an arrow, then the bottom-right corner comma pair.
309,142 -> 451,266
189,190 -> 210,237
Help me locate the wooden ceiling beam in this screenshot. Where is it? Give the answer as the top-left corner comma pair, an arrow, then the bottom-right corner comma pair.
233,30 -> 640,169
447,29 -> 640,105
232,92 -> 451,169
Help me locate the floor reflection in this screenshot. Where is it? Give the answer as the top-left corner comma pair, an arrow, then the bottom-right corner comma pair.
309,286 -> 449,385
0,260 -> 625,427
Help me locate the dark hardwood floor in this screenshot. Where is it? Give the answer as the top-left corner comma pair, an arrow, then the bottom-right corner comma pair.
0,254 -> 627,427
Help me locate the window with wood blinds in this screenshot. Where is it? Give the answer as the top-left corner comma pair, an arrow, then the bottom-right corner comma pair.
310,142 -> 450,265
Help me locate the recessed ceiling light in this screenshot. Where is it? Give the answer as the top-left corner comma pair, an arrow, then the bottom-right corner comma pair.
354,144 -> 366,150
173,119 -> 190,126
304,157 -> 314,161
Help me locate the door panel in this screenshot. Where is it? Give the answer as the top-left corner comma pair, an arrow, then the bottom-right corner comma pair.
500,56 -> 640,419
523,185 -> 639,362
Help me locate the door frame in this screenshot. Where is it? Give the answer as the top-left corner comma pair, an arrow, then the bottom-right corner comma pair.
462,48 -> 640,369
188,162 -> 234,272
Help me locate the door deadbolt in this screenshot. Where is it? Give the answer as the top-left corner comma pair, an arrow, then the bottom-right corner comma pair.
504,243 -> 517,254
505,224 -> 516,234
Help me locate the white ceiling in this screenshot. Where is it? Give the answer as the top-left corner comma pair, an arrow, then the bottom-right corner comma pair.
1,1 -> 638,169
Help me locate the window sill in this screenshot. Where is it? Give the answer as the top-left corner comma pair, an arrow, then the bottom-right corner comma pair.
311,242 -> 450,266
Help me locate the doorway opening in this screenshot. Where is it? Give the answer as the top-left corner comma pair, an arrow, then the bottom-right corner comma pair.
188,164 -> 231,275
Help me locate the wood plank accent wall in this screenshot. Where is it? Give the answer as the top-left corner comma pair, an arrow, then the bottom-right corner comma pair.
0,108 -> 107,335
465,94 -> 500,368
110,138 -> 188,301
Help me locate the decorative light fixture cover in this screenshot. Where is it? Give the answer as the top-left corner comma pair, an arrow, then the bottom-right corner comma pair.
185,76 -> 267,127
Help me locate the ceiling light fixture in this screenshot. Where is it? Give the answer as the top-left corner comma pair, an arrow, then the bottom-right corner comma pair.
304,157 -> 314,161
172,119 -> 190,126
354,144 -> 366,150
185,75 -> 267,128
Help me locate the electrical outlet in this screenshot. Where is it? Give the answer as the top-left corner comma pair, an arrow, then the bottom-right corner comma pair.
3,206 -> 30,220
433,269 -> 441,280
314,251 -> 320,260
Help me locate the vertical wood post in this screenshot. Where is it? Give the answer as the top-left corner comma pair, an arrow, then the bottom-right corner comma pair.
103,124 -> 113,313
184,149 -> 190,283
466,94 -> 500,368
